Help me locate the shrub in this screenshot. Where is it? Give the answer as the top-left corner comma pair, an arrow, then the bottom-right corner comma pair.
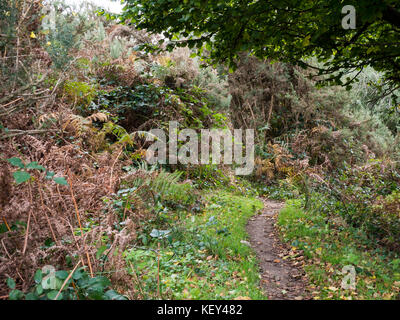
310,159 -> 400,249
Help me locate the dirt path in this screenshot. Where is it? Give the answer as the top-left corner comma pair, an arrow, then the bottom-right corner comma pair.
247,198 -> 310,300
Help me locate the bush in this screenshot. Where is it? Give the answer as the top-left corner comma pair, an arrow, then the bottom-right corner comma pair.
310,159 -> 400,249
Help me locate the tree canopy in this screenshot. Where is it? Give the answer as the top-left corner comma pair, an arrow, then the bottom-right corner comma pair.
120,0 -> 400,90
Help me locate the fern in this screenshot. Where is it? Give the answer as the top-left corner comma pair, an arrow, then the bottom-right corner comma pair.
100,122 -> 158,148
63,113 -> 109,137
150,170 -> 183,197
125,162 -> 184,199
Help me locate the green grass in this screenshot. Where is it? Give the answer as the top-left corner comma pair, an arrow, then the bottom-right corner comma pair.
278,199 -> 400,299
124,190 -> 265,300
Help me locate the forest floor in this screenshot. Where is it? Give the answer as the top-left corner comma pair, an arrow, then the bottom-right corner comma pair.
247,199 -> 310,300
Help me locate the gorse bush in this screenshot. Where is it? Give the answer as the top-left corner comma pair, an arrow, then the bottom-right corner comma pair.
41,0 -> 106,69
0,0 -> 42,90
346,67 -> 400,136
342,67 -> 400,159
151,47 -> 231,110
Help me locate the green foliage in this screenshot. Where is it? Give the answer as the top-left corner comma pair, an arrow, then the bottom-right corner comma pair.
0,1 -> 18,53
106,164 -> 198,232
193,65 -> 231,110
91,84 -> 166,130
125,191 -> 265,299
120,0 -> 400,90
188,164 -> 230,189
150,47 -> 231,110
7,267 -> 126,300
149,170 -> 184,198
324,160 -> 400,246
90,82 -> 227,134
109,37 -> 124,59
278,200 -> 400,299
260,180 -> 300,201
41,1 -> 104,69
64,81 -> 97,108
7,157 -> 68,186
342,67 -> 400,156
44,22 -> 77,69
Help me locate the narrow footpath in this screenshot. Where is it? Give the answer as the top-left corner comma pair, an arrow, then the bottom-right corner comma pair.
247,199 -> 310,300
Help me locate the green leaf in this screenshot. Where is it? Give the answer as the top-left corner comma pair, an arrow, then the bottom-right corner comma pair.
47,290 -> 62,300
13,171 -> 31,184
9,289 -> 24,300
7,157 -> 24,168
45,171 -> 55,179
104,289 -> 128,300
0,223 -> 8,234
36,284 -> 44,295
55,270 -> 69,280
87,289 -> 105,300
72,267 -> 86,280
6,277 -> 16,289
96,245 -> 107,259
25,292 -> 39,300
302,35 -> 311,47
53,177 -> 68,186
26,162 -> 46,171
86,276 -> 111,290
34,269 -> 43,284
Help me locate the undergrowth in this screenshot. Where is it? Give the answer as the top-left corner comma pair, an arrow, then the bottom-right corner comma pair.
125,191 -> 265,300
277,198 -> 400,300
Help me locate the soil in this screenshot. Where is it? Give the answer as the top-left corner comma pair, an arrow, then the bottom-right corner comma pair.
247,198 -> 310,300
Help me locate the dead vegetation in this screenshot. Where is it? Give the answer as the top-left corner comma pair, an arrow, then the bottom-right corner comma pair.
0,0 -> 230,298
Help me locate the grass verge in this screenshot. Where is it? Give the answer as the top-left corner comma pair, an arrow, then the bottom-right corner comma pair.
277,199 -> 400,299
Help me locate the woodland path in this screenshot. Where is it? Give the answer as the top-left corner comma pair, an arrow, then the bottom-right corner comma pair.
247,198 -> 310,300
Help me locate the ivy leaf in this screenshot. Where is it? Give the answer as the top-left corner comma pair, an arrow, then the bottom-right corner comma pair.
13,171 -> 31,184
72,267 -> 86,280
104,289 -> 128,300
